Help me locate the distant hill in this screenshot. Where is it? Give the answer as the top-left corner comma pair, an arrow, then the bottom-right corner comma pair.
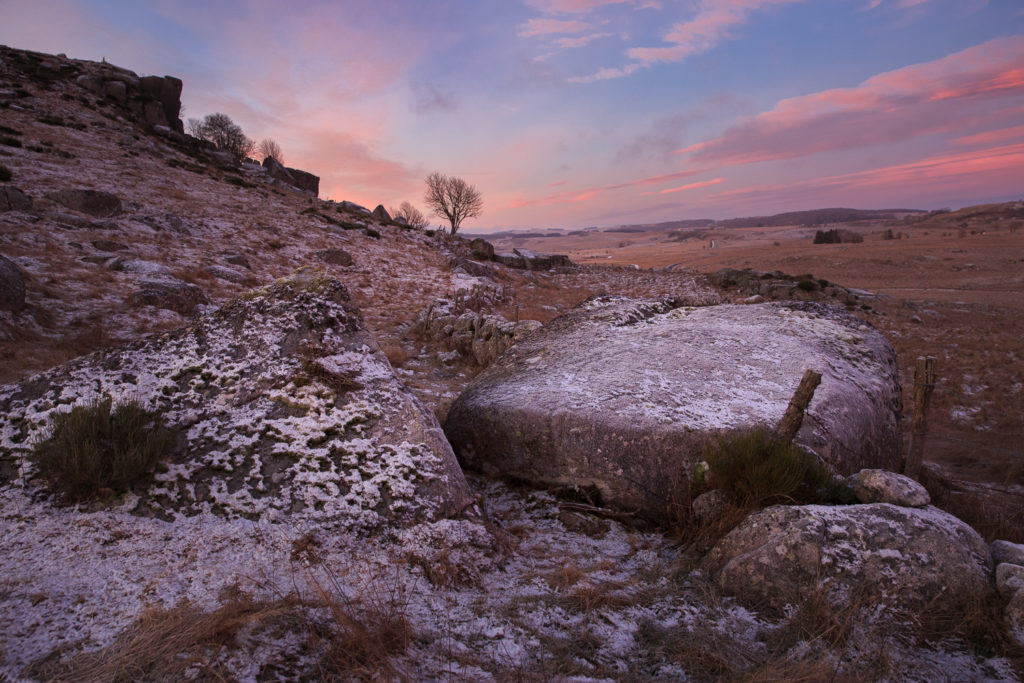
716,208 -> 926,229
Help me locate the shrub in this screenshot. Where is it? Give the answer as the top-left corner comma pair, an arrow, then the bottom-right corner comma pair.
187,113 -> 254,164
796,279 -> 817,292
0,163 -> 10,182
365,228 -> 381,239
29,397 -> 177,503
703,426 -> 840,507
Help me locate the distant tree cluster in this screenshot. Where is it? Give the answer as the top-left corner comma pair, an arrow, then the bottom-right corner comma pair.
258,138 -> 284,165
187,113 -> 254,164
389,201 -> 429,228
813,228 -> 864,244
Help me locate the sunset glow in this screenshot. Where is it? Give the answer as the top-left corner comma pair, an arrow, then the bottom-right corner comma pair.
2,0 -> 1022,230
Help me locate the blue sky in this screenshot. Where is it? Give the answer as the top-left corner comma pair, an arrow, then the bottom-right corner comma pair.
2,0 -> 1022,231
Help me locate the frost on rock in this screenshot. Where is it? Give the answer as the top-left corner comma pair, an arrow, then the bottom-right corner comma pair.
446,298 -> 902,522
0,271 -> 472,530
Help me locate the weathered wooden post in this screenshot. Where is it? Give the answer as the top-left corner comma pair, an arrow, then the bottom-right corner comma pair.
776,369 -> 823,445
904,356 -> 937,478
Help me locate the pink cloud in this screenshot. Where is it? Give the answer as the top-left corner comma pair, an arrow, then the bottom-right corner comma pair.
642,177 -> 725,196
519,18 -> 594,37
505,167 -> 708,209
525,0 -> 635,14
702,143 -> 1024,210
678,36 -> 1024,166
571,0 -> 807,81
954,125 -> 1024,147
556,32 -> 613,48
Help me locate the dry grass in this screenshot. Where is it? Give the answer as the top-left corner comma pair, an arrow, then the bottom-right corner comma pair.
26,594 -> 291,682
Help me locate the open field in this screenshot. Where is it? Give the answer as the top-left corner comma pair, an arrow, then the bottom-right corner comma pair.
494,206 -> 1024,494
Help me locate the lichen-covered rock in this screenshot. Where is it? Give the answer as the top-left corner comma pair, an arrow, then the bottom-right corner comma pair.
445,298 -> 901,522
851,469 -> 930,507
203,264 -> 248,284
316,248 -> 353,267
0,271 -> 472,531
1006,591 -> 1024,648
700,503 -> 991,617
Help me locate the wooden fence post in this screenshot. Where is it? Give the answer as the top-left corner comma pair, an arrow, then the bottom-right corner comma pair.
776,369 -> 822,445
904,356 -> 937,478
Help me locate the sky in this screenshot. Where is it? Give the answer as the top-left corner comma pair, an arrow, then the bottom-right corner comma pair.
1,0 -> 1023,231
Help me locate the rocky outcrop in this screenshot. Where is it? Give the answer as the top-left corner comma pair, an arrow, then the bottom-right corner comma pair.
410,286 -> 537,367
493,248 -> 574,271
0,186 -> 32,212
45,189 -> 122,217
445,297 -> 901,522
0,271 -> 473,530
700,503 -> 991,617
262,157 -> 320,196
709,268 -> 875,306
372,205 -> 392,222
470,238 -> 495,261
0,254 -> 26,312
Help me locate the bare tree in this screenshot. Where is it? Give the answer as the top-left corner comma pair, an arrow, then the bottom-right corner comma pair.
189,113 -> 254,163
424,172 -> 483,236
389,201 -> 429,228
258,138 -> 284,165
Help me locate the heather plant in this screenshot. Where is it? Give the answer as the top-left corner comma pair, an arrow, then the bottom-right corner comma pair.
30,397 -> 177,503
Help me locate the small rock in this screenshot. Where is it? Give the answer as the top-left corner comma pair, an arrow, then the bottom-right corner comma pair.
204,264 -> 248,284
224,254 -> 251,269
117,259 -> 172,276
995,563 -> 1024,599
316,248 -> 353,267
692,489 -> 731,523
851,469 -> 930,507
0,254 -> 26,312
742,294 -> 765,304
46,188 -> 122,218
372,205 -> 392,222
991,540 -> 1024,567
557,510 -> 610,539
0,186 -> 32,212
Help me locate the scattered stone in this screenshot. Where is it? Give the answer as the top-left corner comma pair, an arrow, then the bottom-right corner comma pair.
372,205 -> 391,222
129,276 -> 208,315
995,563 -> 1024,599
494,252 -> 524,268
851,469 -> 930,507
340,200 -> 371,215
316,248 -> 353,267
1006,591 -> 1024,648
0,272 -> 472,529
0,186 -> 32,212
446,298 -> 901,522
45,188 -> 122,217
91,239 -> 128,252
742,294 -> 765,304
204,264 -> 248,284
223,254 -> 251,269
116,259 -> 172,277
0,254 -> 26,312
701,503 -> 991,617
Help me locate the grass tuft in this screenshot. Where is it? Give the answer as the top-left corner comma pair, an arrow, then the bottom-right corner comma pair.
29,397 -> 177,504
703,426 -> 842,507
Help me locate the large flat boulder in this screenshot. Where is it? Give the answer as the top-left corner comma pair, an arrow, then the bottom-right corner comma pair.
445,297 -> 901,521
0,271 -> 472,531
700,503 -> 991,617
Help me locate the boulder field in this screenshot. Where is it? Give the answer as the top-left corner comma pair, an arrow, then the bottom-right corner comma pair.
0,270 -> 472,531
444,296 -> 902,522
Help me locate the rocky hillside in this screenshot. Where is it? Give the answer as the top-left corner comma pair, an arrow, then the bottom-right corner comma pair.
2,46 -> 1023,680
